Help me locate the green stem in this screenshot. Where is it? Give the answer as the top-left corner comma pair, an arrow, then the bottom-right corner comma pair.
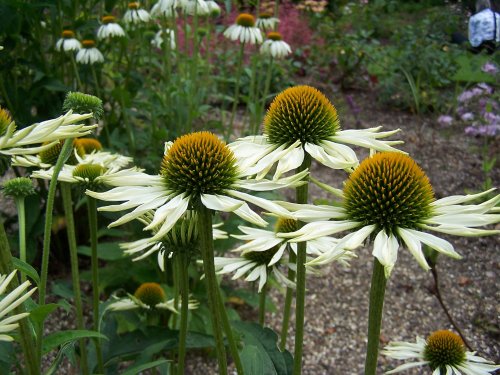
177,252 -> 189,375
364,259 -> 388,375
279,250 -> 295,351
216,288 -> 244,375
86,196 -> 104,373
254,56 -> 273,135
60,183 -> 89,375
228,42 -> 246,137
0,220 -> 39,375
197,204 -> 228,374
70,54 -> 83,90
15,197 -> 27,283
293,154 -> 311,375
259,282 -> 267,326
38,138 -> 74,364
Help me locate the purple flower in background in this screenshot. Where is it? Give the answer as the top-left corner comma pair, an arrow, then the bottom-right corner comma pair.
458,90 -> 475,102
465,124 -> 500,136
437,115 -> 453,126
460,112 -> 474,121
477,83 -> 493,94
481,62 -> 499,75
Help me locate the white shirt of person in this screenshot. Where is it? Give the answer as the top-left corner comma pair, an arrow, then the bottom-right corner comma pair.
469,8 -> 500,47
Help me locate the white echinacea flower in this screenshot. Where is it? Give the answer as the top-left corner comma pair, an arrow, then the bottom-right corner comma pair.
229,85 -> 403,180
107,282 -> 198,313
260,31 -> 292,59
0,271 -> 37,342
278,152 -> 500,278
178,0 -> 209,15
224,13 -> 263,44
383,330 -> 500,374
87,131 -> 306,242
124,2 -> 151,25
55,30 -> 82,52
151,0 -> 177,18
151,29 -> 176,50
97,15 -> 126,40
76,40 -> 104,65
255,12 -> 279,31
0,108 -> 95,156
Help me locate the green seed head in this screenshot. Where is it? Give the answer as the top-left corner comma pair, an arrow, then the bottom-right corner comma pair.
134,282 -> 166,307
72,163 -> 106,183
62,92 -> 104,120
264,85 -> 340,147
38,140 -> 78,166
275,217 -> 298,233
160,131 -> 238,198
244,246 -> 279,266
343,152 -> 434,235
0,106 -> 13,136
424,330 -> 466,371
2,177 -> 35,198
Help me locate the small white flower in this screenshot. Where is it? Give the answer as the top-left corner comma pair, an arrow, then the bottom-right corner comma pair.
383,330 -> 500,374
224,13 -> 263,44
97,16 -> 126,40
76,40 -> 104,65
0,271 -> 36,342
255,13 -> 279,31
124,2 -> 151,25
151,0 -> 178,18
178,0 -> 210,15
0,110 -> 96,156
260,32 -> 292,59
55,30 -> 82,52
151,29 -> 176,50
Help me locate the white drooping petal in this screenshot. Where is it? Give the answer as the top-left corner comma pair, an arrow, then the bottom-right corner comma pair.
276,201 -> 346,222
331,127 -> 404,153
432,188 -> 497,207
279,220 -> 361,242
237,168 -> 308,191
273,146 -> 305,179
403,228 -> 461,259
397,227 -> 430,271
150,196 -> 190,240
305,142 -> 357,170
372,230 -> 399,278
201,194 -> 244,212
227,190 -> 294,219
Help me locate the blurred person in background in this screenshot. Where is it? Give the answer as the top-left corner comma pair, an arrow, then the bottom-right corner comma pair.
468,0 -> 500,53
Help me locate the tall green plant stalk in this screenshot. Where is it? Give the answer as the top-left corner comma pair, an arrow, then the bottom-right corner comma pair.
279,251 -> 295,351
292,154 -> 311,375
259,282 -> 267,326
37,138 -> 74,364
0,220 -> 39,375
14,197 -> 27,283
176,252 -> 189,375
60,183 -> 89,375
86,195 -> 104,373
69,54 -> 83,90
227,42 -> 246,136
364,259 -> 388,375
197,204 -> 228,374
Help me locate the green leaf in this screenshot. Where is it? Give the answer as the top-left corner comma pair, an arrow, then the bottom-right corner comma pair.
43,330 -> 108,355
241,345 -> 266,374
29,303 -> 59,326
0,341 -> 15,373
44,342 -> 76,375
77,242 -> 126,261
121,359 -> 170,375
12,257 -> 40,286
233,321 -> 293,375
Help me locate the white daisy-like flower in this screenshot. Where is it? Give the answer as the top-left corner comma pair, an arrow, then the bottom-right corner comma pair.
224,13 -> 263,44
255,13 -> 279,31
205,1 -> 221,16
383,330 -> 500,374
107,282 -> 199,313
229,85 -> 403,180
12,138 -> 131,170
0,109 -> 96,156
279,152 -> 500,278
55,30 -> 82,52
178,0 -> 210,15
231,217 -> 354,267
151,0 -> 178,18
260,31 -> 291,59
76,40 -> 104,65
124,2 -> 151,25
86,131 -> 307,242
118,210 -> 226,263
0,271 -> 37,342
97,15 -> 126,40
151,29 -> 176,50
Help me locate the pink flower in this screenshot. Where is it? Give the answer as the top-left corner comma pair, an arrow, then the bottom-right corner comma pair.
481,62 -> 499,75
437,115 -> 453,126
